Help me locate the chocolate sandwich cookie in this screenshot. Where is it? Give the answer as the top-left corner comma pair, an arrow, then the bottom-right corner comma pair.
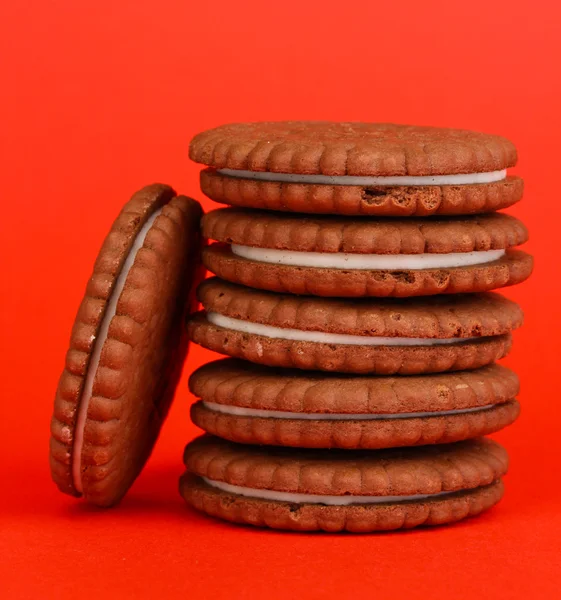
202,208 -> 532,297
180,435 -> 509,532
189,360 -> 520,449
190,122 -> 523,216
188,279 -> 522,374
50,184 -> 202,507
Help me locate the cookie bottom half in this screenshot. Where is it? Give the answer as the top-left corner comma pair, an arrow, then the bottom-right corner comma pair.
188,315 -> 513,375
190,400 -> 520,449
180,474 -> 504,532
203,245 -> 533,297
200,169 -> 523,216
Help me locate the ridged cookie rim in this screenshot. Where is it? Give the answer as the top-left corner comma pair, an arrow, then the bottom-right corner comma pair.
200,170 -> 523,216
183,435 -> 508,495
202,245 -> 533,297
197,278 -> 523,338
180,474 -> 504,531
50,184 -> 176,499
189,359 -> 519,413
202,209 -> 529,254
187,315 -> 512,374
189,122 -> 517,176
190,400 -> 520,449
50,186 -> 202,505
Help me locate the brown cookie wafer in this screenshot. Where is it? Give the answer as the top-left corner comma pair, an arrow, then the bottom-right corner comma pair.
180,435 -> 509,532
190,122 -> 516,176
200,169 -> 523,216
190,122 -> 520,216
187,278 -> 522,374
189,359 -> 520,449
50,184 -> 203,507
201,208 -> 533,297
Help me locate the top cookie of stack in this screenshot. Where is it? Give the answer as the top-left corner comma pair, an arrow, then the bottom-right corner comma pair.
191,122 -> 532,297
191,121 -> 521,216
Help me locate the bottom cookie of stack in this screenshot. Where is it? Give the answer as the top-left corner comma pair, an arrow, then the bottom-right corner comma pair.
179,435 -> 508,532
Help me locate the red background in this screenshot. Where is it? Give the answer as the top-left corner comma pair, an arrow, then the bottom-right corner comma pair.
1,1 -> 560,598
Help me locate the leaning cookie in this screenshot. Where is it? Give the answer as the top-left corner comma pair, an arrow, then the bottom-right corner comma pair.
202,208 -> 532,297
191,122 -> 522,216
187,279 -> 522,374
189,360 -> 520,449
50,184 -> 202,507
180,435 -> 509,532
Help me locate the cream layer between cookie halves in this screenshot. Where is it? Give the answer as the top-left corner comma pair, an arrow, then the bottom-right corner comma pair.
201,401 -> 496,421
218,168 -> 507,186
201,477 -> 493,506
71,209 -> 162,493
231,245 -> 505,270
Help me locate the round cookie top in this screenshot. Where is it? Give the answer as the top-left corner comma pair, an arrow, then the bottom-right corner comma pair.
202,208 -> 528,254
197,278 -> 523,339
190,122 -> 517,176
184,435 -> 508,496
50,184 -> 202,507
189,359 -> 519,414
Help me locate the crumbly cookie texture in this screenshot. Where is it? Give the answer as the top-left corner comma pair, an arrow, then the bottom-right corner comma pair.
190,399 -> 519,449
189,360 -> 519,413
190,122 -> 517,176
50,185 -> 202,506
199,169 -> 523,216
196,278 -> 523,338
183,436 -> 508,495
188,315 -> 513,374
188,360 -> 520,448
202,244 -> 532,297
202,209 -> 528,254
180,436 -> 508,531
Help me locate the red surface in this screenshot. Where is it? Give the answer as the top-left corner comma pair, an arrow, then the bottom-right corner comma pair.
1,1 -> 560,598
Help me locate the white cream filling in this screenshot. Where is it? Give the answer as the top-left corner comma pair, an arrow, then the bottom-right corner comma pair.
202,401 -> 495,420
207,312 -> 477,347
202,477 -> 457,506
218,168 -> 507,187
231,245 -> 506,270
72,208 -> 163,493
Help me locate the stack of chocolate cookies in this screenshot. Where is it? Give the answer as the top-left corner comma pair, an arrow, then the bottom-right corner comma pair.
180,122 -> 533,532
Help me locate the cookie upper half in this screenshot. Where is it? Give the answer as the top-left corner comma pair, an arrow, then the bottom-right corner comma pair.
188,278 -> 522,374
50,184 -> 203,507
180,435 -> 508,532
191,122 -> 521,215
189,360 -> 520,448
201,209 -> 533,296
190,122 -> 517,176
